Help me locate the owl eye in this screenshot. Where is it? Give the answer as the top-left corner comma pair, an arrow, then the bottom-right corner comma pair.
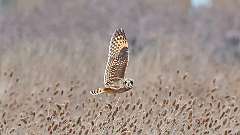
130,81 -> 133,85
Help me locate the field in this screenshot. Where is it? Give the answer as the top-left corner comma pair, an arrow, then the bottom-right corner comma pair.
1,0 -> 240,134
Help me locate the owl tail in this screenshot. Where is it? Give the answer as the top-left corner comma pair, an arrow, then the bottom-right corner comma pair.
90,88 -> 113,95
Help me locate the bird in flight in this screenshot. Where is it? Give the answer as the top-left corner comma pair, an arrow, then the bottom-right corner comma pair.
90,28 -> 134,95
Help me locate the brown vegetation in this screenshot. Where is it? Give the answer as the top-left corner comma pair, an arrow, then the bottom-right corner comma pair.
1,0 -> 240,134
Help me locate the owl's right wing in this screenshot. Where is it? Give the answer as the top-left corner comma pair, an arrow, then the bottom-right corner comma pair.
104,28 -> 129,87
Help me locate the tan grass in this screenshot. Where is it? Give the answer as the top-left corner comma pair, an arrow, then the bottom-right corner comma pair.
1,0 -> 240,134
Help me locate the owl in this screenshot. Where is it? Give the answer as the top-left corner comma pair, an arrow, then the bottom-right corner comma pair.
90,28 -> 134,95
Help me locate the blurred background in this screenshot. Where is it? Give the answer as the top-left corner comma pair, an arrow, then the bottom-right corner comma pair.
0,0 -> 240,96
1,1 -> 240,134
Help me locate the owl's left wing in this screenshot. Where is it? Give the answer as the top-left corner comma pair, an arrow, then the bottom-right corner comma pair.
104,28 -> 129,87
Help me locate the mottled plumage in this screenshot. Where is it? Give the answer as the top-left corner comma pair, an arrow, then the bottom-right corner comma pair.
90,28 -> 134,95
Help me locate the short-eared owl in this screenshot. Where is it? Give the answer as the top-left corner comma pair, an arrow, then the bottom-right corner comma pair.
90,28 -> 134,95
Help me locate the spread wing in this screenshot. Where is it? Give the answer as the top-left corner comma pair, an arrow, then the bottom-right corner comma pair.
104,28 -> 129,87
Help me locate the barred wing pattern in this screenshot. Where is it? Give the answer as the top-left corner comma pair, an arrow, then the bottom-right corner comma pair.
104,28 -> 129,87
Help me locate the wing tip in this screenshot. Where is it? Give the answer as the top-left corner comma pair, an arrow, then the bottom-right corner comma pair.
90,88 -> 104,95
113,28 -> 126,38
116,28 -> 124,32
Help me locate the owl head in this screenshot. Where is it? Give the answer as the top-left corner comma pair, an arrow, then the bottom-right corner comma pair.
124,78 -> 134,89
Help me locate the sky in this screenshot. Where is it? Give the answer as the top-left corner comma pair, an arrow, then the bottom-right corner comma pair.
191,0 -> 212,8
